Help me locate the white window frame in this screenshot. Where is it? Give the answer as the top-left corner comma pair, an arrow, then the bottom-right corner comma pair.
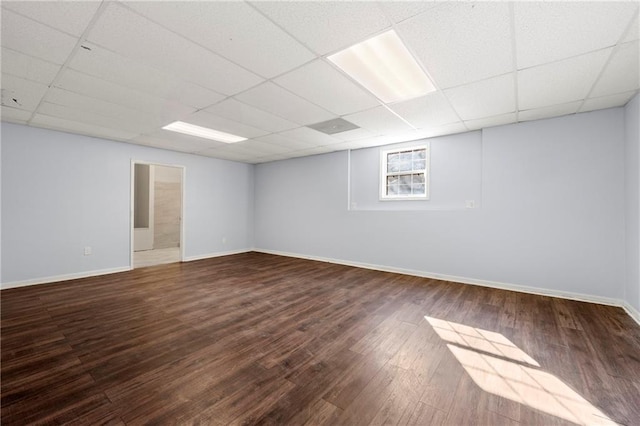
379,144 -> 430,200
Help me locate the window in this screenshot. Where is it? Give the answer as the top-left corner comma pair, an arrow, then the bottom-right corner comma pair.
380,145 -> 429,200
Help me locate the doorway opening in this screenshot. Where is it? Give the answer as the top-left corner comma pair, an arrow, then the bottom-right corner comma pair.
131,161 -> 185,268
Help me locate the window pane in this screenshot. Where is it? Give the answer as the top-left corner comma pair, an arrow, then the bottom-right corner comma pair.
398,184 -> 412,195
413,149 -> 426,160
412,184 -> 425,195
399,175 -> 411,185
399,152 -> 412,171
412,160 -> 426,170
398,160 -> 412,172
412,173 -> 425,184
387,153 -> 400,172
386,175 -> 399,196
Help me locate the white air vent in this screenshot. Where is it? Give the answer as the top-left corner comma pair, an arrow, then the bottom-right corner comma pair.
307,118 -> 360,135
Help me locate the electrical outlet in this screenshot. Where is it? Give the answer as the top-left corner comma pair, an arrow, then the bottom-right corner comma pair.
465,200 -> 476,209
222,237 -> 227,244
84,246 -> 92,256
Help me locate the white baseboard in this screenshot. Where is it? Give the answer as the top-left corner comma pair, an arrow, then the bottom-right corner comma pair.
183,248 -> 252,262
0,249 -> 252,290
622,302 -> 640,326
3,248 -> 638,327
1,266 -> 132,290
254,248 -> 639,323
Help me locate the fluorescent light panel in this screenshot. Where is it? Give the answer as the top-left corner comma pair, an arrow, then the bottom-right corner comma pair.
162,121 -> 247,143
328,30 -> 435,103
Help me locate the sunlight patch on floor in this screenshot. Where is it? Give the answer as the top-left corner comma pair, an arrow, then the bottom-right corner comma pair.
425,316 -> 540,367
424,316 -> 617,426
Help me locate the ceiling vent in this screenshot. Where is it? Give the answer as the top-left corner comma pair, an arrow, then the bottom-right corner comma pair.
307,118 -> 360,135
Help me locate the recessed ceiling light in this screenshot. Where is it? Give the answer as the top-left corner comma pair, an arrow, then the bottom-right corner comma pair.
328,30 -> 436,103
162,121 -> 247,143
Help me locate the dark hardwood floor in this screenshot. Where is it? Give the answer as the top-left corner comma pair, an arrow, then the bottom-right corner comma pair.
2,252 -> 639,425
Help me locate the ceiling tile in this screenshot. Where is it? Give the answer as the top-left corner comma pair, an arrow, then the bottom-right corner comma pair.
377,2 -> 442,24
204,98 -> 298,133
519,102 -> 581,122
251,1 -> 391,55
55,69 -> 195,124
389,91 -> 459,128
1,47 -> 61,85
253,154 -> 289,164
234,82 -> 335,125
277,127 -> 342,147
209,143 -> 272,159
230,140 -> 293,156
464,112 -> 517,131
579,91 -> 638,113
1,105 -> 32,123
192,148 -> 231,160
1,9 -> 77,64
124,1 -> 314,78
165,83 -> 226,111
360,123 -> 469,143
68,44 -> 225,109
415,122 -> 469,139
2,0 -> 100,36
290,145 -> 337,157
274,60 -> 379,115
1,73 -> 48,112
46,88 -> 165,129
331,127 -> 376,142
31,113 -> 140,141
181,110 -> 269,139
343,133 -> 415,148
590,41 -> 640,98
397,2 -> 512,89
518,49 -> 611,110
330,139 -> 375,151
252,133 -> 317,151
196,145 -> 258,162
85,2 -> 263,95
514,2 -> 637,69
134,131 -> 226,153
623,13 -> 639,43
344,106 -> 413,134
37,102 -> 156,135
444,73 -> 516,121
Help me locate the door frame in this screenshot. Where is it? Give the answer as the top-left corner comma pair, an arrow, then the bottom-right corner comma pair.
130,160 -> 186,268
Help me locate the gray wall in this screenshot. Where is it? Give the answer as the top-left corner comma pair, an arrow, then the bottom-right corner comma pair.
625,94 -> 640,312
1,123 -> 254,285
255,108 -> 626,300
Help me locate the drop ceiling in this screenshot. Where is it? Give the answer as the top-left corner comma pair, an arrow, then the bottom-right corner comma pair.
1,1 -> 638,164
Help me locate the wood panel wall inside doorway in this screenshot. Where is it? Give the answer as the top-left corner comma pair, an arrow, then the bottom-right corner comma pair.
153,165 -> 181,250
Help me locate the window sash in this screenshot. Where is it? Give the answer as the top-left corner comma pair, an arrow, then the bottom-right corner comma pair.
380,145 -> 429,200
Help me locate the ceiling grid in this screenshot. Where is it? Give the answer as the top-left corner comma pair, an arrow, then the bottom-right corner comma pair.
1,1 -> 637,163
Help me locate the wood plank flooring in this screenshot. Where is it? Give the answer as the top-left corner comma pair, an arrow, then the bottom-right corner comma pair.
2,252 -> 639,425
